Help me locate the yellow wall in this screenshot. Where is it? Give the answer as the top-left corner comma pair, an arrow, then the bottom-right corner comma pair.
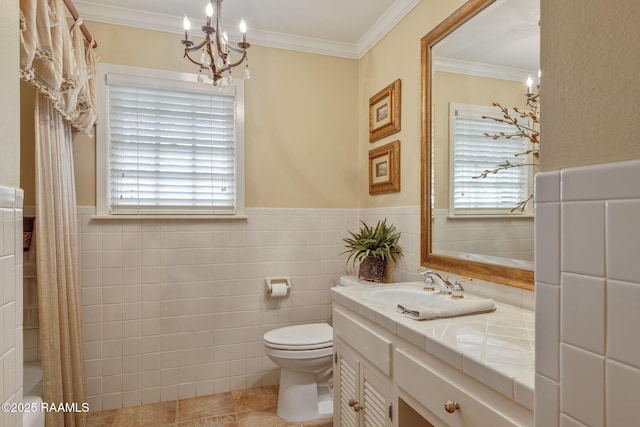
357,0 -> 467,208
1,1 -> 20,188
20,20 -> 360,208
540,0 -> 640,171
21,0 -> 639,207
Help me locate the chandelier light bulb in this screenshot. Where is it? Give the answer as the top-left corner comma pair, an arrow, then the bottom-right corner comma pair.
205,2 -> 214,18
526,76 -> 533,93
183,15 -> 190,40
239,19 -> 247,34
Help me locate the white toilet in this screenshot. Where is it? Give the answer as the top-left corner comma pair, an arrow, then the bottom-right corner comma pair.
264,322 -> 334,422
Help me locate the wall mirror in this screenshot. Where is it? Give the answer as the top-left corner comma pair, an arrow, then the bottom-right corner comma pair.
420,0 -> 539,290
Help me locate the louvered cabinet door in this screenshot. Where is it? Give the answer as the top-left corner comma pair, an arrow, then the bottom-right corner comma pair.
335,340 -> 392,427
362,364 -> 392,427
337,346 -> 359,427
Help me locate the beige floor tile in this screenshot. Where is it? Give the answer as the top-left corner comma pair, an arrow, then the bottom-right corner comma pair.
176,413 -> 238,427
111,401 -> 176,427
177,393 -> 235,422
299,418 -> 333,427
236,408 -> 299,427
231,385 -> 279,413
87,386 -> 332,427
86,409 -> 117,427
301,419 -> 333,427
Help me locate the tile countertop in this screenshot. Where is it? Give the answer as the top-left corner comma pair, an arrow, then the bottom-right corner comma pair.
331,282 -> 535,411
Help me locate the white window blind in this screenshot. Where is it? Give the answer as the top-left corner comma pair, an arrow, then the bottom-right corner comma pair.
99,65 -> 244,216
450,103 -> 531,216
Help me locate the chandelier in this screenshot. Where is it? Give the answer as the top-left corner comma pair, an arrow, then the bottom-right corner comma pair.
525,70 -> 540,108
181,0 -> 251,86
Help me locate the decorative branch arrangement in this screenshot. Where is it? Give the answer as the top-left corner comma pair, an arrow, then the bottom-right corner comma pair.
475,96 -> 540,212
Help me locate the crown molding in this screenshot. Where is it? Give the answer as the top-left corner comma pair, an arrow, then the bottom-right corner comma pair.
433,57 -> 534,82
355,0 -> 422,58
75,0 -> 419,59
248,29 -> 359,59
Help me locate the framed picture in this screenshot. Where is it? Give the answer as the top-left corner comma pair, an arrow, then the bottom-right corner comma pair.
369,140 -> 400,195
369,79 -> 401,142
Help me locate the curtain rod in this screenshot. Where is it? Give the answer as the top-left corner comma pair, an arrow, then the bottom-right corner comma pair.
63,0 -> 97,48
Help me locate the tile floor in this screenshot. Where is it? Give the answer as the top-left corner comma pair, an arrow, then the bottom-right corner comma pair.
87,386 -> 333,427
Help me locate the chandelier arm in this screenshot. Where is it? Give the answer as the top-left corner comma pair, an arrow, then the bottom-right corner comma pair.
226,44 -> 246,54
183,50 -> 206,68
225,51 -> 247,69
183,38 -> 209,53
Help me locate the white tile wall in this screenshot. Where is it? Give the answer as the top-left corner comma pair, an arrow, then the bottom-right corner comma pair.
73,204 -> 532,411
432,209 -> 534,262
535,159 -> 640,427
0,187 -> 24,427
77,207 -> 418,410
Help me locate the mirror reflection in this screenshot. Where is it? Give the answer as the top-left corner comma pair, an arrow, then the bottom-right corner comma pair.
430,0 -> 539,272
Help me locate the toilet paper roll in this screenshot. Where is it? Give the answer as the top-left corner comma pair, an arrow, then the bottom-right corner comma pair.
270,282 -> 288,297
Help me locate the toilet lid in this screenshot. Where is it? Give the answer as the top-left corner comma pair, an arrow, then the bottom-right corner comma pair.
264,323 -> 333,350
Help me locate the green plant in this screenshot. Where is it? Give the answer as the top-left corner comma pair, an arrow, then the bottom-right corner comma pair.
342,219 -> 403,266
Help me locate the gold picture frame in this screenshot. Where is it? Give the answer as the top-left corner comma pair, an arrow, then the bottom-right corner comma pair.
369,79 -> 401,142
369,140 -> 400,195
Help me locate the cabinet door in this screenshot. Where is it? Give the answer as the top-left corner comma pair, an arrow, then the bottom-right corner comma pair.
335,341 -> 392,427
362,364 -> 392,427
337,344 -> 359,427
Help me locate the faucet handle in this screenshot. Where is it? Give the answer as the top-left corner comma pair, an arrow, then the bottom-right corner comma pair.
423,275 -> 436,291
451,279 -> 465,299
419,269 -> 436,290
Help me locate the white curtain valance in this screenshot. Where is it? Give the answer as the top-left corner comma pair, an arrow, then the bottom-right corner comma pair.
20,0 -> 98,135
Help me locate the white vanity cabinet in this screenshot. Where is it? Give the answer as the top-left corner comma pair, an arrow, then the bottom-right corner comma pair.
394,346 -> 532,427
331,295 -> 534,427
333,307 -> 393,427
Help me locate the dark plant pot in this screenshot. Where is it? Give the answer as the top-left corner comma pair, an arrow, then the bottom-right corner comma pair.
358,255 -> 386,282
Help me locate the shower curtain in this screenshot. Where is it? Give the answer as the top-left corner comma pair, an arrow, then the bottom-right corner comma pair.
20,0 -> 99,425
35,92 -> 87,427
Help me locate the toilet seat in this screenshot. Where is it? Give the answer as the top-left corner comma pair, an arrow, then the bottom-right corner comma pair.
264,323 -> 333,350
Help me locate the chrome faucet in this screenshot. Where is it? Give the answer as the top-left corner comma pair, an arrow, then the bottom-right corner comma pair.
420,270 -> 453,295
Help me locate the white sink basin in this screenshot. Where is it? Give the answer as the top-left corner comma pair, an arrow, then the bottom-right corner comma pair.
362,286 -> 449,305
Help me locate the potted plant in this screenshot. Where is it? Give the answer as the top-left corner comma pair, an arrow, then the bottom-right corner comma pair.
342,218 -> 403,282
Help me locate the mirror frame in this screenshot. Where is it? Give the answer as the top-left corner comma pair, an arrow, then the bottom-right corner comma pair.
420,0 -> 535,291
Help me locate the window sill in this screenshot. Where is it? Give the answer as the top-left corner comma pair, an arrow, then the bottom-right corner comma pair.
92,214 -> 248,220
447,214 -> 534,220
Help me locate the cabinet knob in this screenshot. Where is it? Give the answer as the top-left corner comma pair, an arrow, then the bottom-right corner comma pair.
348,399 -> 362,412
444,400 -> 460,414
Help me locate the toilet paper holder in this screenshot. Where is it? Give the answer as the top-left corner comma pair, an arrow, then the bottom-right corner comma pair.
265,277 -> 291,297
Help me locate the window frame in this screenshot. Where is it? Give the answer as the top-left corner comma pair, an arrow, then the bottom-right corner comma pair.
95,63 -> 245,219
448,102 -> 533,218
